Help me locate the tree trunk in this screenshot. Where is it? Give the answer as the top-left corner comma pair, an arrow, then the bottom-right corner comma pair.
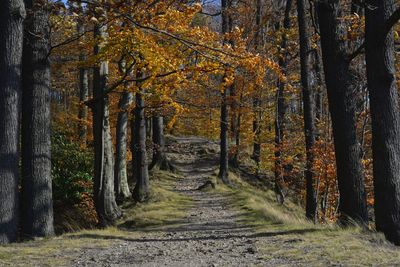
150,116 -> 174,171
0,0 -> 25,244
252,0 -> 262,168
114,91 -> 132,201
274,0 -> 293,204
365,0 -> 400,245
219,88 -> 230,184
218,0 -> 231,184
316,1 -> 368,225
132,89 -> 150,202
297,0 -> 318,222
92,23 -> 121,226
78,22 -> 89,145
21,0 -> 54,239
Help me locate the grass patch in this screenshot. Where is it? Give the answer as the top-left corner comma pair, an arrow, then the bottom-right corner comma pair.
214,171 -> 400,266
119,170 -> 193,229
0,169 -> 192,266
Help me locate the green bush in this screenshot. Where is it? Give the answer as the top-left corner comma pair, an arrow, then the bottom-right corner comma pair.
51,129 -> 93,204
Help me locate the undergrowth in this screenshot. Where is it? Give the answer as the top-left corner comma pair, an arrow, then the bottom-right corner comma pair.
0,169 -> 191,266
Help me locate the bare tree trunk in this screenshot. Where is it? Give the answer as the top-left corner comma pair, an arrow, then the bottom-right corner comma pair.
274,0 -> 293,204
150,116 -> 174,171
92,22 -> 121,226
219,88 -> 230,184
252,0 -> 262,168
297,0 -> 318,222
132,89 -> 150,202
114,91 -> 132,201
77,21 -> 89,145
316,1 -> 368,225
0,0 -> 25,244
218,0 -> 231,184
365,0 -> 400,245
21,0 -> 54,239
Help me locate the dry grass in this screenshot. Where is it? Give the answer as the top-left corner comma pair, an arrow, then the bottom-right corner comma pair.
213,171 -> 400,266
0,169 -> 192,266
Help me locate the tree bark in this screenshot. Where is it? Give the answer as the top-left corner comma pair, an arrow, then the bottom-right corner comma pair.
0,0 -> 25,244
114,91 -> 133,201
252,0 -> 262,167
78,21 -> 89,145
365,0 -> 400,245
219,87 -> 230,184
150,116 -> 174,171
297,0 -> 318,222
274,0 -> 293,204
218,0 -> 231,184
316,1 -> 368,225
21,0 -> 54,239
92,22 -> 121,226
132,89 -> 150,202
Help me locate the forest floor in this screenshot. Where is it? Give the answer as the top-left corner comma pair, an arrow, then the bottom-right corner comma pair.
2,136 -> 400,266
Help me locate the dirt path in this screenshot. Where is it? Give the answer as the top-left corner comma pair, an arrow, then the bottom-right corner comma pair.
73,136 -> 275,267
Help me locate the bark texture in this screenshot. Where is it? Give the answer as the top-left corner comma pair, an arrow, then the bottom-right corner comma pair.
274,0 -> 293,204
218,0 -> 231,184
77,21 -> 89,145
21,0 -> 54,239
316,1 -> 368,225
92,23 -> 121,226
150,116 -> 174,171
132,90 -> 150,202
0,0 -> 25,244
297,0 -> 317,221
365,0 -> 400,244
252,0 -> 262,167
115,91 -> 133,200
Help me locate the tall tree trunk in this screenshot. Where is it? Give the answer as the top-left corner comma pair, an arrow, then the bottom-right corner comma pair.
297,0 -> 318,222
0,0 -> 25,244
365,0 -> 400,245
252,0 -> 262,168
218,0 -> 231,184
92,23 -> 121,226
132,89 -> 150,202
21,0 -> 54,239
114,91 -> 132,201
150,116 -> 174,171
316,1 -> 368,225
231,94 -> 242,168
78,22 -> 89,145
274,0 -> 293,204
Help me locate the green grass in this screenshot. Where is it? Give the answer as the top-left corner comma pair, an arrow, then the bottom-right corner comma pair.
0,169 -> 192,266
213,171 -> 400,266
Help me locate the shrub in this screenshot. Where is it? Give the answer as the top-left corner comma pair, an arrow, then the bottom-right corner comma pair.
51,128 -> 93,205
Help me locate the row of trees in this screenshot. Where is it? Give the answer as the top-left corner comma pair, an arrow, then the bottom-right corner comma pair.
0,0 -> 269,243
0,0 -> 54,243
2,0 -> 400,246
189,0 -> 400,244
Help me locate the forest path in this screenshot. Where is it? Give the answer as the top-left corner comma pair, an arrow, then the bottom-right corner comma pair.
73,136 -> 272,266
